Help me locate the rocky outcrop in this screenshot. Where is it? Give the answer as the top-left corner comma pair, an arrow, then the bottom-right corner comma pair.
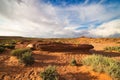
32,42 -> 94,52
15,41 -> 94,52
78,44 -> 94,51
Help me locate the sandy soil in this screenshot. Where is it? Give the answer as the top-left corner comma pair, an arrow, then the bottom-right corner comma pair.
0,38 -> 120,80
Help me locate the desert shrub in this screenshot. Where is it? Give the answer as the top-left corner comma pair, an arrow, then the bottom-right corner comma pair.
0,47 -> 5,53
104,46 -> 120,52
0,39 -> 18,44
105,60 -> 120,80
104,47 -> 112,51
11,48 -> 34,65
0,44 -> 4,47
82,54 -> 120,79
4,44 -> 15,49
20,51 -> 34,65
0,39 -> 19,50
116,42 -> 120,44
70,58 -> 77,66
40,65 -> 59,80
11,48 -> 31,58
0,42 -> 15,49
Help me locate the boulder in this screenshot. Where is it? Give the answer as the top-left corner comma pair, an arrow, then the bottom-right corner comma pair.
26,44 -> 34,49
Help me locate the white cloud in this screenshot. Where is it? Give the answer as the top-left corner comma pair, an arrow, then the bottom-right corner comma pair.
0,0 -> 120,38
89,19 -> 120,37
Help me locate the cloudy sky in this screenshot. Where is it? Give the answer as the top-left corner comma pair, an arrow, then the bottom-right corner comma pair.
0,0 -> 120,38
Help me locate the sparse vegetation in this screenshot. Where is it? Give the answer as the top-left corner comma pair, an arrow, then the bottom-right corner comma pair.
4,44 -> 15,49
20,51 -> 34,65
116,41 -> 120,44
104,46 -> 120,52
0,47 -> 5,53
82,54 -> 120,79
0,37 -> 120,80
40,65 -> 59,80
0,40 -> 15,50
0,39 -> 18,45
11,48 -> 34,65
11,48 -> 31,58
70,58 -> 77,66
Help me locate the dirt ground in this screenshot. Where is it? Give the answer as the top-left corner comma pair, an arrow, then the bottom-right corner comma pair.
0,37 -> 120,80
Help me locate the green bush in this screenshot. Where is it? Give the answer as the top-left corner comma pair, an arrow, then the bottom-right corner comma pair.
40,65 -> 59,80
104,46 -> 120,52
4,44 -> 15,49
0,47 -> 5,53
0,43 -> 15,49
11,48 -> 34,66
116,42 -> 120,44
70,58 -> 77,66
11,48 -> 31,58
105,61 -> 120,80
0,44 -> 4,47
20,52 -> 34,66
82,54 -> 120,79
0,39 -> 17,45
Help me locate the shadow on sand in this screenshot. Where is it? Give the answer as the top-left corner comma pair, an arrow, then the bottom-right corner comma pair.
60,72 -> 98,80
32,53 -> 67,67
91,50 -> 120,57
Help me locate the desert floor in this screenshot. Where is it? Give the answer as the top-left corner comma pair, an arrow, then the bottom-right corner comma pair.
0,37 -> 120,80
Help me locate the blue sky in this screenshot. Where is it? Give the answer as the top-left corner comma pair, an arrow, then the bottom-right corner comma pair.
0,0 -> 120,38
43,0 -> 120,6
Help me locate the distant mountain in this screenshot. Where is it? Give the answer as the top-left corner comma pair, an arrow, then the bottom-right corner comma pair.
0,36 -> 23,39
